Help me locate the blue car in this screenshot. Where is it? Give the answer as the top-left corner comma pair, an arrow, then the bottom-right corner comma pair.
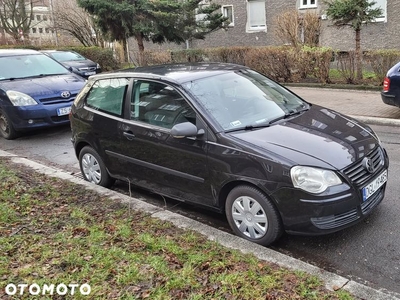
0,49 -> 86,139
381,61 -> 400,108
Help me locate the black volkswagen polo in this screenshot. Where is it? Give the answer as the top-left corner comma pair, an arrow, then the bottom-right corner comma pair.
70,63 -> 389,246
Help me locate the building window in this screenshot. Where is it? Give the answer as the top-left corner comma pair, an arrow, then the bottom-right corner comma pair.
43,15 -> 47,21
32,28 -> 36,34
195,0 -> 209,24
222,5 -> 234,26
372,0 -> 387,22
247,0 -> 266,32
45,28 -> 49,33
36,15 -> 41,21
299,0 -> 317,9
39,28 -> 43,33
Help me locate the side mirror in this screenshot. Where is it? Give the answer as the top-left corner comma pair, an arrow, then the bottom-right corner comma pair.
171,122 -> 204,139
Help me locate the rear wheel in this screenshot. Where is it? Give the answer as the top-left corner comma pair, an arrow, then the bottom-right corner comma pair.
0,109 -> 18,140
225,185 -> 283,246
79,146 -> 115,188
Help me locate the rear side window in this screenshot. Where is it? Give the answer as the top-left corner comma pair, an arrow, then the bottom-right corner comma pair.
85,78 -> 129,116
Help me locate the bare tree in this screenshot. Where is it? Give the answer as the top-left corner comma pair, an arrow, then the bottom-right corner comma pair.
274,9 -> 321,48
0,0 -> 34,43
52,0 -> 103,47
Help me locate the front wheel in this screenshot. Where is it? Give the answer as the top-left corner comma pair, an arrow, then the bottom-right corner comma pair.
225,185 -> 283,246
0,109 -> 18,140
79,146 -> 115,188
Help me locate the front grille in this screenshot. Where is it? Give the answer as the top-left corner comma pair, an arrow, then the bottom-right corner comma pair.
343,147 -> 384,186
78,67 -> 96,72
311,208 -> 359,230
39,94 -> 77,105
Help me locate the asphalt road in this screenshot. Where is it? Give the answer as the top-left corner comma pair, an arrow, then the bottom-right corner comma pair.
1,122 -> 399,295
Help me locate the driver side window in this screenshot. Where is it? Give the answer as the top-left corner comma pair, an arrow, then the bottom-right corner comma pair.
130,80 -> 196,129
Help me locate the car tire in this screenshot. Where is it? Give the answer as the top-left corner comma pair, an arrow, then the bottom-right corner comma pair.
225,185 -> 283,246
79,146 -> 115,188
0,109 -> 18,140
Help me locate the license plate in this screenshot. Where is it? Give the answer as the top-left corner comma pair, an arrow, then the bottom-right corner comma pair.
362,169 -> 387,202
84,71 -> 96,76
57,106 -> 71,116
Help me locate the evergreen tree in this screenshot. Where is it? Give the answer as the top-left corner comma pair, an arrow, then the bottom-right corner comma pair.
77,0 -> 228,65
324,0 -> 383,81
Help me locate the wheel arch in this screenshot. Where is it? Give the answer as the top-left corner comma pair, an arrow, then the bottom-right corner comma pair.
74,140 -> 91,159
218,180 -> 278,212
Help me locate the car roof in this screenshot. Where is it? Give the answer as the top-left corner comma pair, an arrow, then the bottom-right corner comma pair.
0,49 -> 41,57
97,62 -> 250,84
40,50 -> 70,53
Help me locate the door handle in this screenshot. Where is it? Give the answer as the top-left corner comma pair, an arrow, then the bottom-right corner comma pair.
123,132 -> 135,140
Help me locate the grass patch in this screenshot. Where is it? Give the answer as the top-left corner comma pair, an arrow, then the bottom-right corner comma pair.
0,158 -> 354,299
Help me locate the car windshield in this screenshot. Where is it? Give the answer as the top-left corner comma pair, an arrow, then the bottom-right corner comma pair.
182,69 -> 308,131
0,54 -> 70,81
50,51 -> 86,62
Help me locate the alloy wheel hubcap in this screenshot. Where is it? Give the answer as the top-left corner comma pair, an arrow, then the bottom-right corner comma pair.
81,153 -> 101,184
232,196 -> 268,239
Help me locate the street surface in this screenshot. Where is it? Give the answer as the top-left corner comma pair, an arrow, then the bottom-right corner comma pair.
1,106 -> 399,296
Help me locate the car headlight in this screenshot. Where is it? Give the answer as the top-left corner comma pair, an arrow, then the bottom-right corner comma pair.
6,91 -> 38,106
96,63 -> 101,69
290,166 -> 342,194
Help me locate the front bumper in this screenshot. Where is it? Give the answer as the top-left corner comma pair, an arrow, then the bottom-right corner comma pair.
271,148 -> 389,236
3,102 -> 73,131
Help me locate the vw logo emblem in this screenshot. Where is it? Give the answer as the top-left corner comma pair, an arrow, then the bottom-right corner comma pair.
362,157 -> 375,174
61,91 -> 71,98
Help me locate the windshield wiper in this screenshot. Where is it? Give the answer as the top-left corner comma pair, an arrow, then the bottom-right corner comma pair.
225,106 -> 310,134
225,122 -> 272,133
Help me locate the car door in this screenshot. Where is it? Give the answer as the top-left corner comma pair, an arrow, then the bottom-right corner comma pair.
80,76 -> 132,174
110,79 -> 213,206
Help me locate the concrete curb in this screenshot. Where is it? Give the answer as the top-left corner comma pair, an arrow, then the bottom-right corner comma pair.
350,115 -> 400,127
1,149 -> 399,300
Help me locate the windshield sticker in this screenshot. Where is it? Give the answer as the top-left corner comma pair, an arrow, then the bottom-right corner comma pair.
230,120 -> 242,127
255,118 -> 268,124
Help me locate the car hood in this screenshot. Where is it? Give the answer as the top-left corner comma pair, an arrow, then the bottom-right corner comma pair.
230,105 -> 379,170
61,60 -> 97,69
0,74 -> 85,99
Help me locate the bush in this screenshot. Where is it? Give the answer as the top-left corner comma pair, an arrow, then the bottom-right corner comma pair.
364,49 -> 400,85
299,46 -> 333,84
136,50 -> 171,66
245,46 -> 296,82
336,51 -> 356,84
205,47 -> 250,65
171,49 -> 207,63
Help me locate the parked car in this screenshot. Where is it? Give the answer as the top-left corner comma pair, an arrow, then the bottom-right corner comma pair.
41,50 -> 101,78
0,49 -> 86,140
381,61 -> 400,107
70,63 -> 389,246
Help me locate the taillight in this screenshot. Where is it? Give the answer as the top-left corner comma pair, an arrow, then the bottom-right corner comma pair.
383,77 -> 390,92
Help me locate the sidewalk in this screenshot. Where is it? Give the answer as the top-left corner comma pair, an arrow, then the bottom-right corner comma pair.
290,87 -> 400,126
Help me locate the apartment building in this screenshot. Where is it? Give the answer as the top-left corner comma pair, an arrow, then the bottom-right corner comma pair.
129,0 -> 394,52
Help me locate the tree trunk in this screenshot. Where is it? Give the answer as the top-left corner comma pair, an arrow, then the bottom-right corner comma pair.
136,33 -> 145,66
355,28 -> 362,81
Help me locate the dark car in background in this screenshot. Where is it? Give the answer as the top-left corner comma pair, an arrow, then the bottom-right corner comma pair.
381,61 -> 400,107
70,63 -> 389,246
0,49 -> 86,139
41,50 -> 101,78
